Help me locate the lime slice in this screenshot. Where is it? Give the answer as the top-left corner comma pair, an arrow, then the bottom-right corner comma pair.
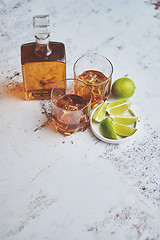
107,100 -> 131,115
113,122 -> 137,137
107,99 -> 127,108
100,118 -> 118,140
111,116 -> 138,125
93,100 -> 108,122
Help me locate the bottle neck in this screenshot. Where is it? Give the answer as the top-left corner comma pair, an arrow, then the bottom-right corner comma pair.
33,15 -> 52,58
35,34 -> 52,57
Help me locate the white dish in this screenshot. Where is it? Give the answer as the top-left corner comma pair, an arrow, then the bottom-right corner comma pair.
90,105 -> 138,144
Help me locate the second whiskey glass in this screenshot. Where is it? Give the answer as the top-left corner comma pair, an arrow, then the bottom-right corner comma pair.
51,79 -> 92,135
73,53 -> 113,108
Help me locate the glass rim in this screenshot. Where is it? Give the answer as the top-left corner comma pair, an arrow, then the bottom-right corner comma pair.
51,78 -> 92,112
73,53 -> 113,85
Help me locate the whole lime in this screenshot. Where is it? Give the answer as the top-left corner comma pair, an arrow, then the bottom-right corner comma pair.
112,78 -> 135,99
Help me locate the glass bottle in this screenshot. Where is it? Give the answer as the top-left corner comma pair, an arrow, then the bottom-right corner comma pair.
21,15 -> 66,100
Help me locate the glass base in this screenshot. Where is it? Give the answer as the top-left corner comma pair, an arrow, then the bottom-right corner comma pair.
54,121 -> 89,135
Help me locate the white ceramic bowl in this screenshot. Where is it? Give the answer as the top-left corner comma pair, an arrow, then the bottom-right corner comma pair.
90,105 -> 139,144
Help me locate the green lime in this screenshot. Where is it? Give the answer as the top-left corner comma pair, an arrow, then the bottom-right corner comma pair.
113,122 -> 137,137
112,78 -> 135,99
111,116 -> 138,125
100,118 -> 118,140
107,99 -> 127,108
107,99 -> 131,115
93,100 -> 108,122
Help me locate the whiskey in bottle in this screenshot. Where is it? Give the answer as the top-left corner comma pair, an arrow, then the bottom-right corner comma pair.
21,15 -> 66,100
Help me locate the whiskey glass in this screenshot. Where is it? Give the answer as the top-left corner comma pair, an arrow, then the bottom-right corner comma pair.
73,53 -> 113,108
51,79 -> 92,135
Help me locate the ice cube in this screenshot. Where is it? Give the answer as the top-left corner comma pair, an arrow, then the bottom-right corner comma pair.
67,105 -> 78,111
89,74 -> 97,83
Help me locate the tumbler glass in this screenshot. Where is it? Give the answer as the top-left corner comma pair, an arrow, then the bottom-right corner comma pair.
51,79 -> 92,135
73,53 -> 113,108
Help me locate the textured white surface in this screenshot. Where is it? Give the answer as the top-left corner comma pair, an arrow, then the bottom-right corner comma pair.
0,0 -> 160,239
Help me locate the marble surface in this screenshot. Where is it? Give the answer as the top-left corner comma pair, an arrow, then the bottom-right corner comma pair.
0,0 -> 160,239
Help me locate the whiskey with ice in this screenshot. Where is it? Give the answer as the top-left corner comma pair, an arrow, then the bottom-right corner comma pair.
52,94 -> 88,134
78,70 -> 111,108
51,79 -> 92,135
74,54 -> 113,108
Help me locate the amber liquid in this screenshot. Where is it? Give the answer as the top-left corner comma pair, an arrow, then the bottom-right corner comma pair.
21,42 -> 66,100
52,94 -> 89,135
78,70 -> 111,108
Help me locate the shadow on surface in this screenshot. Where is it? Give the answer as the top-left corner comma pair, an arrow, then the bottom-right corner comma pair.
0,72 -> 25,100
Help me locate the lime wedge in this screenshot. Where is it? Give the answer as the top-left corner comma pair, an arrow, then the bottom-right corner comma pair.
107,100 -> 131,115
93,100 -> 108,122
100,118 -> 118,140
107,99 -> 127,108
111,116 -> 138,125
113,122 -> 137,137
